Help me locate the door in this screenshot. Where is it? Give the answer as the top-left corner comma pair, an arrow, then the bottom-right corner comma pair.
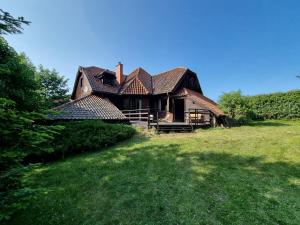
174,99 -> 185,122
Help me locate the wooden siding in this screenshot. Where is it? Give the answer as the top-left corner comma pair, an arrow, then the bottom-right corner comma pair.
74,73 -> 92,99
174,72 -> 202,94
121,96 -> 150,110
185,97 -> 210,122
122,78 -> 149,95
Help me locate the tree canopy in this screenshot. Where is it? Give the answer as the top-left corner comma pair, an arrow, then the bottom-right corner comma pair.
37,65 -> 69,108
0,9 -> 30,35
0,37 -> 42,111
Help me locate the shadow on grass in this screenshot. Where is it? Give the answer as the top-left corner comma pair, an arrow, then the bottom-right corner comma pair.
246,121 -> 290,127
9,143 -> 300,225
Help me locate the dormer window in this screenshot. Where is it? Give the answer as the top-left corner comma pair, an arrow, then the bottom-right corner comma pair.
96,70 -> 116,86
102,77 -> 114,86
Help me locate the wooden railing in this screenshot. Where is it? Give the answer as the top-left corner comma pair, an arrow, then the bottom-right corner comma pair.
122,108 -> 213,128
185,108 -> 212,126
148,110 -> 167,129
121,109 -> 150,121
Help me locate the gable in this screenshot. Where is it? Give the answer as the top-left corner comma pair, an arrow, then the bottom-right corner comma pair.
71,66 -> 121,99
173,70 -> 202,94
72,72 -> 92,99
119,68 -> 152,95
121,78 -> 149,95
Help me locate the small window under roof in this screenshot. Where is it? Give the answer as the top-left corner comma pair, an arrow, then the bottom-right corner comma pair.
97,70 -> 116,86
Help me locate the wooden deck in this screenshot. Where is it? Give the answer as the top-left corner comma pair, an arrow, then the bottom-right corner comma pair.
123,108 -> 213,132
149,121 -> 210,132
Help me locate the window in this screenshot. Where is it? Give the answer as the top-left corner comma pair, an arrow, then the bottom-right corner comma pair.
188,77 -> 195,89
103,77 -> 114,86
80,77 -> 83,87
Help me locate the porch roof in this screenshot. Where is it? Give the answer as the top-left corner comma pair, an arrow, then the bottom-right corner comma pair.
176,88 -> 225,117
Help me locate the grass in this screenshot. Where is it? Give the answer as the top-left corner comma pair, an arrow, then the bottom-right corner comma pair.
6,120 -> 300,225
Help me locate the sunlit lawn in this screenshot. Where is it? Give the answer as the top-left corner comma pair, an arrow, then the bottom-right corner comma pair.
7,120 -> 300,225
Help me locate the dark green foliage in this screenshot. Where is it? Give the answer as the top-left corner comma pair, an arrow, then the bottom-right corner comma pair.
0,37 -> 43,111
0,36 -> 66,221
219,90 -> 300,123
36,65 -> 69,108
0,97 -> 64,221
245,90 -> 300,119
0,165 -> 39,221
0,98 -> 64,171
0,9 -> 30,35
53,120 -> 136,157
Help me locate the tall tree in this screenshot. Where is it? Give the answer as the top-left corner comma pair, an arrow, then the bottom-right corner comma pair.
36,65 -> 69,108
0,37 -> 43,111
0,9 -> 30,35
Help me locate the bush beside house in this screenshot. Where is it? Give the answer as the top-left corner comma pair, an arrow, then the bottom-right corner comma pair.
55,120 -> 135,156
27,120 -> 136,162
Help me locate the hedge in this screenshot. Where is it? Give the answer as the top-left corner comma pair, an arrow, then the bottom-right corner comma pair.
218,90 -> 300,123
55,120 -> 136,156
245,90 -> 300,119
25,120 -> 136,162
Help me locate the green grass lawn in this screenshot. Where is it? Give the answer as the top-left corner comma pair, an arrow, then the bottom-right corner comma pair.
7,120 -> 300,225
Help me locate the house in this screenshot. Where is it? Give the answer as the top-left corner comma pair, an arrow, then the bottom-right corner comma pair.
52,63 -> 225,125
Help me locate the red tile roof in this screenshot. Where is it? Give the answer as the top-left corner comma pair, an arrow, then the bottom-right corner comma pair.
73,66 -> 192,96
152,67 -> 187,94
81,66 -> 121,94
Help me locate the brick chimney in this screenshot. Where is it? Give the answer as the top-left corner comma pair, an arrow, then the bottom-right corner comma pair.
116,62 -> 123,84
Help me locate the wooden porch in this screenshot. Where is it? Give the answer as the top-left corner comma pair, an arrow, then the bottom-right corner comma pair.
121,108 -> 214,132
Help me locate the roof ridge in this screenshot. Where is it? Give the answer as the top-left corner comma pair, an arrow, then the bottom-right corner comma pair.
153,67 -> 188,76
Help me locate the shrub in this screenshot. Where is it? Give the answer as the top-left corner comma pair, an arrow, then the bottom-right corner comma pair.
218,90 -> 300,123
0,98 -> 64,171
0,98 -> 63,222
218,90 -> 253,124
245,90 -> 300,119
0,165 -> 39,221
52,120 -> 136,158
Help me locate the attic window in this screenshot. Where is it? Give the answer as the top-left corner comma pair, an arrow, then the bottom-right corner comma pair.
102,77 -> 114,86
80,77 -> 83,87
188,77 -> 195,89
100,71 -> 116,86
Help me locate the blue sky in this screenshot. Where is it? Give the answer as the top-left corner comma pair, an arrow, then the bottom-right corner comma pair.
2,0 -> 300,100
